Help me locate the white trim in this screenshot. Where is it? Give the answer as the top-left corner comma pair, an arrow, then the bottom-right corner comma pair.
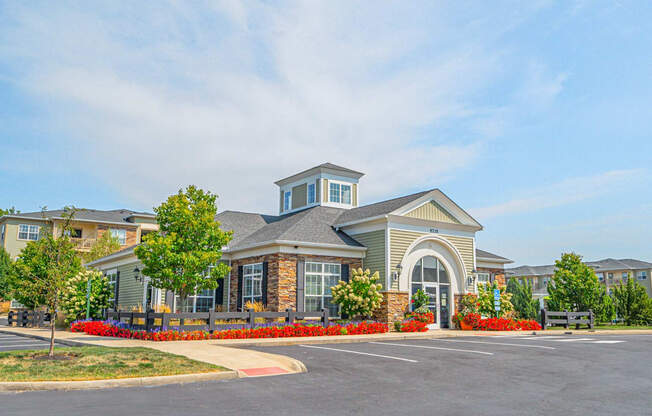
226,239 -> 367,254
476,256 -> 513,264
228,244 -> 366,260
341,220 -> 387,235
90,256 -> 140,270
334,214 -> 389,228
387,220 -> 476,238
85,248 -> 136,266
325,179 -> 354,209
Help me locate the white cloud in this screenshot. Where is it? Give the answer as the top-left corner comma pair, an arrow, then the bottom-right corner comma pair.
469,169 -> 645,220
0,1 -> 550,213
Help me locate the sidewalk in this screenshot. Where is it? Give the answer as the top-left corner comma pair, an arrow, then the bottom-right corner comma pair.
0,327 -> 306,378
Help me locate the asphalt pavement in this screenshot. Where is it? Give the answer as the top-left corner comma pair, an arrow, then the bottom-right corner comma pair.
2,333 -> 651,416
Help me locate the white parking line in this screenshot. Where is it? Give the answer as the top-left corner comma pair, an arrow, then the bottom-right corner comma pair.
299,344 -> 418,363
430,339 -> 556,350
551,338 -> 595,342
369,342 -> 493,355
520,336 -> 565,340
589,340 -> 625,344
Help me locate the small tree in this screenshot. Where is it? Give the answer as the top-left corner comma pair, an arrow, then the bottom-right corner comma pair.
0,207 -> 19,216
613,276 -> 652,326
10,207 -> 81,357
331,268 -> 383,319
477,281 -> 513,318
60,269 -> 112,324
81,231 -> 121,263
0,248 -> 12,301
548,253 -> 604,313
506,278 -> 539,320
135,186 -> 232,310
595,285 -> 616,323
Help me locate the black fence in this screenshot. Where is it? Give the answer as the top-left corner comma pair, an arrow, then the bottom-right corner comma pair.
6,309 -> 52,328
104,308 -> 335,332
540,309 -> 594,330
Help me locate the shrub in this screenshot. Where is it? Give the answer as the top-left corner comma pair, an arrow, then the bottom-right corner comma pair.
411,289 -> 429,311
60,269 -> 112,324
506,278 -> 539,320
394,319 -> 428,332
405,311 -> 434,324
477,282 -> 513,318
613,277 -> 652,325
331,268 -> 383,318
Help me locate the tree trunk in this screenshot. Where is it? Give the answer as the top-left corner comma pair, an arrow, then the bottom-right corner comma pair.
48,310 -> 56,357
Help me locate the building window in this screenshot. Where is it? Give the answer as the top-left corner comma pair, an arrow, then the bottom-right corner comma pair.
305,262 -> 341,316
243,263 -> 263,305
308,183 -> 316,204
284,191 -> 291,211
476,272 -> 490,290
608,273 -> 614,281
176,289 -> 215,312
638,271 -> 647,280
106,269 -> 118,306
597,273 -> 604,282
110,229 -> 127,245
329,183 -> 341,203
1,224 -> 4,241
329,182 -> 352,205
64,228 -> 82,238
622,272 -> 628,281
18,224 -> 40,241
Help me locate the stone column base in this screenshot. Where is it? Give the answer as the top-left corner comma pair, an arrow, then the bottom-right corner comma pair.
373,291 -> 409,328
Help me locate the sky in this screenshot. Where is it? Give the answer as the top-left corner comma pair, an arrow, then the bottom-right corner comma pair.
1,1 -> 651,266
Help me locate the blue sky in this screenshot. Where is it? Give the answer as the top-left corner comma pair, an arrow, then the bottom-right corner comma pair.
1,1 -> 651,266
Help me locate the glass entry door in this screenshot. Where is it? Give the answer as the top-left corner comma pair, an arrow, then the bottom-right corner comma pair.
411,256 -> 452,329
424,284 -> 438,327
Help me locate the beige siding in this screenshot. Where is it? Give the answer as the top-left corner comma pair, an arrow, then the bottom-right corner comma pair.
352,184 -> 358,206
1,218 -> 48,259
322,179 -> 329,202
292,183 -> 307,209
353,230 -> 386,288
389,229 -> 474,276
315,179 -> 320,204
405,201 -> 460,224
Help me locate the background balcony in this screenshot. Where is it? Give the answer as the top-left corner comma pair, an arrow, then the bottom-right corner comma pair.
70,237 -> 96,251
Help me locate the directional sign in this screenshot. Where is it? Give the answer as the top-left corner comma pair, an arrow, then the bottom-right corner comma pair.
493,289 -> 500,300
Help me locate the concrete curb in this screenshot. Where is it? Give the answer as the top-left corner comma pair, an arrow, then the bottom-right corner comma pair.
0,329 -> 88,347
0,371 -> 239,393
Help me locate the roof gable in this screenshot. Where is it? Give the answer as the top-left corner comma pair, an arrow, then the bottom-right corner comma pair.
404,200 -> 460,224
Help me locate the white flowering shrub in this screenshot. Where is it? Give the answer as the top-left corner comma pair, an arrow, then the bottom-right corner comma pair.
61,269 -> 112,324
331,268 -> 383,319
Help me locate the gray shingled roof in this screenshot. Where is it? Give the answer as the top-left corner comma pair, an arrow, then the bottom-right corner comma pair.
217,206 -> 363,251
334,189 -> 433,225
507,258 -> 652,276
475,249 -> 512,263
8,208 -> 153,224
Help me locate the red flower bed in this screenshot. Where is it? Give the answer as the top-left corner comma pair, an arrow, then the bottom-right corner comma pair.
405,312 -> 435,324
451,313 -> 541,331
70,320 -> 389,341
395,319 -> 428,332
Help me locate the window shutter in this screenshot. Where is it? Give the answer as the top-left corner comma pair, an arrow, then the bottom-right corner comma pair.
296,260 -> 305,312
280,190 -> 284,212
237,266 -> 244,311
315,180 -> 320,204
262,262 -> 269,306
214,281 -> 224,308
322,179 -> 329,202
341,264 -> 350,283
115,271 -> 120,309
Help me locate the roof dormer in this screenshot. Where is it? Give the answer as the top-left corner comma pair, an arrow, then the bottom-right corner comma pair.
274,163 -> 364,215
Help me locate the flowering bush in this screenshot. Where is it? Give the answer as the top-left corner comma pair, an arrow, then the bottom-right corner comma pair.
331,268 -> 383,318
411,289 -> 429,311
394,319 -> 428,332
477,282 -> 513,318
60,269 -> 112,324
405,311 -> 434,324
70,319 -> 389,341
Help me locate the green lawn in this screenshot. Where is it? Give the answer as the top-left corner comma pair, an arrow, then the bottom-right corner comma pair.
548,324 -> 652,330
0,346 -> 227,382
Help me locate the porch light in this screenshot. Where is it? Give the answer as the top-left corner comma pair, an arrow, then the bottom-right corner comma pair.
133,267 -> 143,283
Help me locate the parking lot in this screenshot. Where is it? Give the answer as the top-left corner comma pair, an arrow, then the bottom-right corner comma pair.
0,332 -> 65,352
2,333 -> 652,416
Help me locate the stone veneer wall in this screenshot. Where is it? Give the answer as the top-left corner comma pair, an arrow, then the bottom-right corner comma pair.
97,225 -> 139,247
229,253 -> 362,312
373,291 -> 409,327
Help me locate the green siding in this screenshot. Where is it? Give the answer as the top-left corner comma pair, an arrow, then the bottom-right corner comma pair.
117,261 -> 146,309
292,183 -> 307,209
353,230 -> 386,288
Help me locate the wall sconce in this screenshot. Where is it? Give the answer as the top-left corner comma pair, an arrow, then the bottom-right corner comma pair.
393,264 -> 402,281
133,267 -> 144,283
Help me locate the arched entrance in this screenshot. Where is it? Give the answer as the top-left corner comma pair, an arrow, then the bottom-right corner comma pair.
398,235 -> 468,329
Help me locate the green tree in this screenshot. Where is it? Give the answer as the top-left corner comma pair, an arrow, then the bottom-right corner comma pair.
134,186 -> 232,310
0,207 -> 19,216
0,248 -> 12,301
595,285 -> 616,323
506,278 -> 539,320
10,207 -> 81,356
81,231 -> 121,263
547,253 -> 604,314
60,269 -> 112,324
613,275 -> 652,325
477,281 -> 513,318
331,268 -> 383,319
